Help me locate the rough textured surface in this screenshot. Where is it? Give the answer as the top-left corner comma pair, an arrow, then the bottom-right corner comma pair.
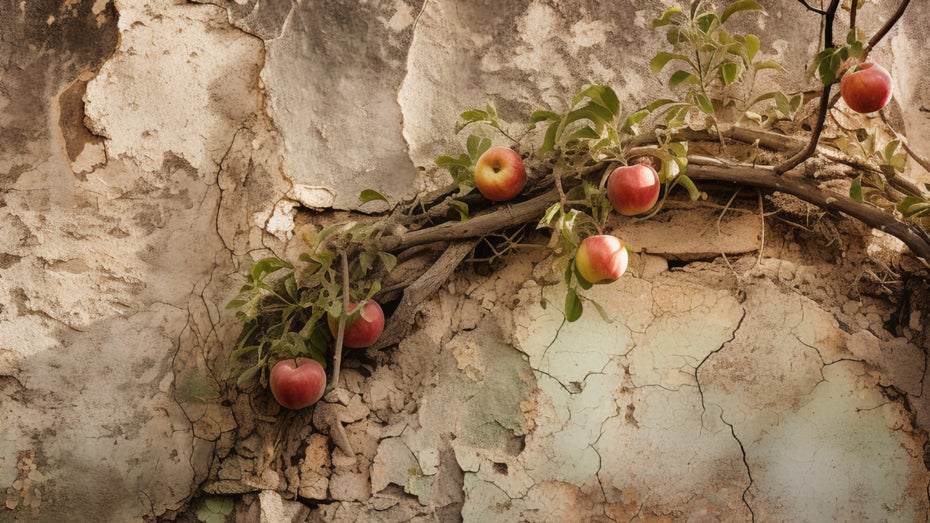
2,0 -> 930,521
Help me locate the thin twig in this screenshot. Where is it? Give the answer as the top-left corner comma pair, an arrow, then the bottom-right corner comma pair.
796,0 -> 827,15
861,0 -> 911,62
775,0 -> 841,175
330,251 -> 350,390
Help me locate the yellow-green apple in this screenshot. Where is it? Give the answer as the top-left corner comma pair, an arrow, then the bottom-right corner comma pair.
840,62 -> 893,114
327,300 -> 385,349
607,164 -> 660,216
269,358 -> 326,409
575,235 -> 629,284
474,146 -> 526,202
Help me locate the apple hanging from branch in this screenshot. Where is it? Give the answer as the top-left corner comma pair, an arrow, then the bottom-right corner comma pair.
606,164 -> 661,216
474,146 -> 527,202
574,235 -> 629,284
840,62 -> 893,114
269,358 -> 327,409
328,300 -> 386,349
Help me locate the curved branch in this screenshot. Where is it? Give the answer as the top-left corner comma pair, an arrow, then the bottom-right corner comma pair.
377,156 -> 930,264
796,0 -> 826,15
861,0 -> 911,62
687,164 -> 930,260
775,0 -> 841,175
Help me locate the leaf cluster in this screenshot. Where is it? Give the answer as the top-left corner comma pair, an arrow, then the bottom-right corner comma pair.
226,204 -> 397,386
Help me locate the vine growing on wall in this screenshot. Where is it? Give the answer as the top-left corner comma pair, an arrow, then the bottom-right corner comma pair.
228,0 -> 927,410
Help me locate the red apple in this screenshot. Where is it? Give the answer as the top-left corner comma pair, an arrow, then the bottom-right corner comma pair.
840,62 -> 893,114
269,358 -> 327,409
574,235 -> 629,284
607,164 -> 660,216
327,300 -> 385,349
474,146 -> 526,202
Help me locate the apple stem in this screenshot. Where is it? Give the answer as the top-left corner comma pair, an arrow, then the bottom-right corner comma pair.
330,250 -> 350,391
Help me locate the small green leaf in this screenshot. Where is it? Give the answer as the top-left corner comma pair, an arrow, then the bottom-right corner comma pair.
530,110 -> 561,124
695,12 -> 718,33
720,0 -> 765,24
540,122 -> 559,154
460,109 -> 489,122
669,70 -> 699,88
564,288 -> 583,322
236,361 -> 264,386
566,125 -> 601,142
586,298 -> 613,323
694,93 -> 714,114
378,252 -> 397,272
850,176 -> 863,202
753,60 -> 786,73
744,33 -> 761,62
622,109 -> 650,134
651,6 -> 683,28
720,61 -> 740,85
538,202 -> 562,229
646,98 -> 680,112
573,84 -> 621,117
650,52 -> 692,73
448,200 -> 470,221
359,189 -> 389,205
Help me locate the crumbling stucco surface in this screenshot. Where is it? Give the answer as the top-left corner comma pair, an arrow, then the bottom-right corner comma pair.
2,0 -> 930,521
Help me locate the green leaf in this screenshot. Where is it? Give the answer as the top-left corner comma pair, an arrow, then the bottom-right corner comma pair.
622,109 -> 650,134
586,298 -> 613,323
573,84 -> 621,117
540,122 -> 559,154
744,33 -> 761,62
538,202 -> 562,229
378,252 -> 397,272
669,70 -> 699,88
646,98 -> 680,112
236,361 -> 264,386
695,12 -> 718,33
448,200 -> 470,221
530,110 -> 561,124
850,176 -> 863,202
650,52 -> 692,73
460,109 -> 489,122
359,189 -> 389,205
720,61 -> 740,85
651,6 -> 683,28
753,60 -> 786,73
883,139 -> 901,162
564,288 -> 583,322
720,0 -> 764,24
694,92 -> 714,114
566,125 -> 601,142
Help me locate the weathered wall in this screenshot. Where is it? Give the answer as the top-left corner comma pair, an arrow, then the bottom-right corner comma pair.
1,0 -> 929,521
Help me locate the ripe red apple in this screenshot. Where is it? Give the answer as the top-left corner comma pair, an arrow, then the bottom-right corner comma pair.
607,164 -> 660,216
574,235 -> 629,284
474,146 -> 526,202
840,62 -> 893,114
269,358 -> 327,409
327,300 -> 385,349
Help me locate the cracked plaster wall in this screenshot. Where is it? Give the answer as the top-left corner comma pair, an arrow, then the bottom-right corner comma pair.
2,0 -> 930,521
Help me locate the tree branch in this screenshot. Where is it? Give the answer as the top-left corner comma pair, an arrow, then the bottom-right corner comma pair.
861,0 -> 911,62
796,0 -> 826,15
775,0 -> 841,175
687,164 -> 930,260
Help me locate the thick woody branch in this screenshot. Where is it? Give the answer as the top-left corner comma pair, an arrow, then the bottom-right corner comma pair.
687,164 -> 930,260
